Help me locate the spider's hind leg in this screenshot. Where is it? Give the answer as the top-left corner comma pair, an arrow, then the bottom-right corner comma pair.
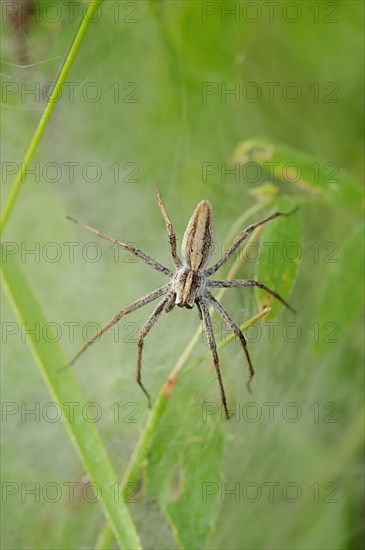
156,193 -> 182,268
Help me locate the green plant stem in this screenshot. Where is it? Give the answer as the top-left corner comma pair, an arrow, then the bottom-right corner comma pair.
0,0 -> 102,236
1,248 -> 142,550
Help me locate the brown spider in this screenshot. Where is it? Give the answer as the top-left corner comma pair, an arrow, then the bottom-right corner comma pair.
66,194 -> 295,419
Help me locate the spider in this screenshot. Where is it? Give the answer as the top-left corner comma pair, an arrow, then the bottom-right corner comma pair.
66,193 -> 295,420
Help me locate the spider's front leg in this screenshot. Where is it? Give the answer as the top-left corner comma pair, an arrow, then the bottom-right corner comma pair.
206,291 -> 255,390
136,291 -> 176,406
62,285 -> 169,370
197,297 -> 230,420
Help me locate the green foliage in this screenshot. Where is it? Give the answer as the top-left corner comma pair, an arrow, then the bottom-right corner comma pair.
255,196 -> 301,318
1,246 -> 141,549
233,139 -> 363,208
2,1 -> 364,549
144,367 -> 224,550
313,223 -> 364,353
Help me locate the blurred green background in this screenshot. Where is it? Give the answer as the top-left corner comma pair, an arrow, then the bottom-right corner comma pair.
1,1 -> 364,549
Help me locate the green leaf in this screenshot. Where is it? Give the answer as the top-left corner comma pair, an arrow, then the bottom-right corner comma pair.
1,248 -> 141,550
255,197 -> 301,317
144,366 -> 224,549
312,222 -> 364,352
233,140 -> 363,209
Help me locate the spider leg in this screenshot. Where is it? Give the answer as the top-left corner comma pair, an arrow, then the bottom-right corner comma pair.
207,279 -> 295,313
156,193 -> 182,268
136,291 -> 176,407
205,208 -> 297,276
197,297 -> 230,420
206,291 -> 254,391
62,285 -> 169,370
66,216 -> 173,277
196,303 -> 203,321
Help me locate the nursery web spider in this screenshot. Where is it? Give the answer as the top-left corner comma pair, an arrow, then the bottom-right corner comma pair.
66,194 -> 295,420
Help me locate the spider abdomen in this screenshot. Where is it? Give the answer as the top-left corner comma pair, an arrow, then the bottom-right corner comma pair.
181,200 -> 214,270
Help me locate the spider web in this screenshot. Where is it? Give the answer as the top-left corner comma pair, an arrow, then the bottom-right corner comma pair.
2,2 -> 363,549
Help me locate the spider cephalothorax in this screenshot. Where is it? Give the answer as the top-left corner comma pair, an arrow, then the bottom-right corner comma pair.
66,194 -> 295,419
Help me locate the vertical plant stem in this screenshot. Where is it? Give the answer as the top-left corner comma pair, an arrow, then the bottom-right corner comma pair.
0,0 -> 102,235
1,247 -> 142,550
